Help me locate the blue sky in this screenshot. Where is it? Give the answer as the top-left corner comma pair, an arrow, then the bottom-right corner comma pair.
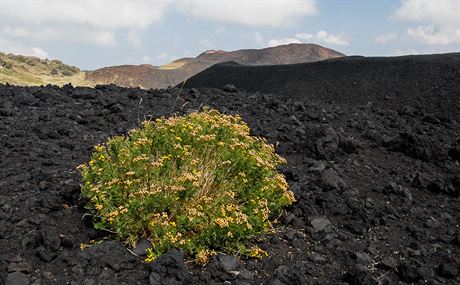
1,0 -> 459,70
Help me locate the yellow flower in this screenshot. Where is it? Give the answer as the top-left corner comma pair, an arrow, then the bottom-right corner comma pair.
215,218 -> 229,228
196,249 -> 211,264
94,144 -> 104,152
250,246 -> 268,258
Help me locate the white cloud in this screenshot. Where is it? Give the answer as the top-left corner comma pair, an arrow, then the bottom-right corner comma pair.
214,26 -> 226,35
2,26 -> 116,47
269,30 -> 350,47
126,30 -> 142,48
295,33 -> 314,41
268,38 -> 301,47
392,0 -> 460,45
142,56 -> 152,62
407,25 -> 460,45
254,32 -> 264,45
177,0 -> 317,27
295,31 -> 351,45
393,0 -> 459,24
30,47 -> 49,59
200,40 -> 216,50
0,39 -> 49,59
375,33 -> 398,45
5,1 -> 316,29
156,53 -> 168,60
2,0 -> 167,48
93,32 -> 116,47
391,45 -> 460,56
391,47 -> 420,56
4,1 -> 167,29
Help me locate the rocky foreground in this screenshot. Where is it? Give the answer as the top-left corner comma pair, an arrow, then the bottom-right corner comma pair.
0,82 -> 459,285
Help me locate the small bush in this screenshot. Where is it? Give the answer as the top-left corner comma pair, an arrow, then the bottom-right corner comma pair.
4,62 -> 13,69
78,109 -> 294,263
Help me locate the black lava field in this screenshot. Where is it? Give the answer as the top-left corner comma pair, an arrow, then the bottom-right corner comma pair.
1,54 -> 459,285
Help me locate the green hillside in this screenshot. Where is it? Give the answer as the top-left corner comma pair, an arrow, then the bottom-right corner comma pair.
0,52 -> 92,87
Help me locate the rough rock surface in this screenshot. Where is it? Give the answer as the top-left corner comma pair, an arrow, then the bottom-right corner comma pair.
0,82 -> 459,284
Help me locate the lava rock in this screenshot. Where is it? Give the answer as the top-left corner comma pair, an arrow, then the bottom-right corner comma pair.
278,166 -> 299,182
40,226 -> 61,252
355,252 -> 372,266
320,168 -> 345,190
422,115 -> 441,124
310,218 -> 331,232
217,254 -> 239,273
448,146 -> 460,160
438,263 -> 458,279
308,218 -> 332,241
309,160 -> 326,172
222,84 -> 237,93
83,241 -> 137,271
21,233 -> 38,250
316,128 -> 339,159
7,256 -> 32,273
271,265 -> 305,285
452,176 -> 460,193
237,269 -> 253,281
109,103 -> 124,114
5,272 -> 28,285
293,101 -> 306,111
0,102 -> 14,116
36,246 -> 55,262
343,265 -> 377,285
311,218 -> 331,232
379,256 -> 398,269
397,264 -> 421,282
339,136 -> 362,154
308,252 -> 326,264
382,182 -> 413,202
133,239 -> 153,258
149,249 -> 188,285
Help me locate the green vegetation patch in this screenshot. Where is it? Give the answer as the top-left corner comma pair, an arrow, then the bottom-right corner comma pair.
78,109 -> 295,263
0,52 -> 86,86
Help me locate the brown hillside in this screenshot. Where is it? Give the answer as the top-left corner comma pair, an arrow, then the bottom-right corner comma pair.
86,64 -> 188,89
87,43 -> 344,89
195,43 -> 344,65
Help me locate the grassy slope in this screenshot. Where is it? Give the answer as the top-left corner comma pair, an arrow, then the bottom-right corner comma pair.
0,52 -> 93,87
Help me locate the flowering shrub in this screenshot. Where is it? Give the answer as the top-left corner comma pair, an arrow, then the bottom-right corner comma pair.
78,108 -> 294,263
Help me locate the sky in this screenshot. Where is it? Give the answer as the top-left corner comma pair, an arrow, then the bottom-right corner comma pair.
1,0 -> 459,70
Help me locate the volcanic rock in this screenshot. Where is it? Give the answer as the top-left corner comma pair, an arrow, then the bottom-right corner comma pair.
379,256 -> 398,269
148,249 -> 188,285
133,239 -> 153,258
0,54 -> 459,284
7,256 -> 32,273
397,264 -> 421,282
222,84 -> 237,93
438,263 -> 458,279
5,272 -> 28,285
320,168 -> 345,190
217,254 -> 239,273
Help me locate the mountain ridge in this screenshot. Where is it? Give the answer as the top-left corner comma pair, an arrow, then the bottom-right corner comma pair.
182,52 -> 460,120
1,43 -> 344,89
87,43 -> 344,89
